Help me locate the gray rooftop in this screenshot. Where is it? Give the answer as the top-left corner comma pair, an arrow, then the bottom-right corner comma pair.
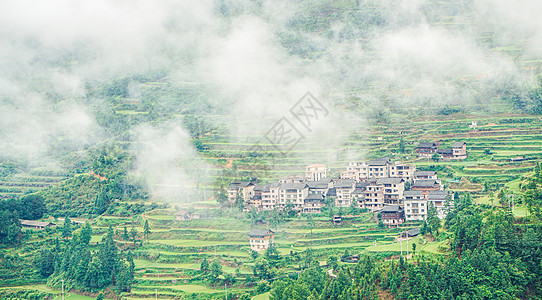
368,158 -> 391,166
414,171 -> 437,177
404,228 -> 420,237
228,181 -> 253,190
351,189 -> 365,195
377,177 -> 404,185
20,220 -> 54,227
381,205 -> 403,213
404,190 -> 424,197
417,142 -> 437,148
280,183 -> 308,190
305,192 -> 325,203
335,179 -> 355,189
437,148 -> 453,155
306,180 -> 330,189
413,180 -> 441,188
428,190 -> 450,200
452,142 -> 466,148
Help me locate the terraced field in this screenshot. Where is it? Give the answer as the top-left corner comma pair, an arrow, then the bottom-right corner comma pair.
197,113 -> 541,192
77,202 -> 441,299
0,170 -> 68,199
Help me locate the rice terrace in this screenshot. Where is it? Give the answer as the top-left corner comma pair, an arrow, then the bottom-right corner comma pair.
1,0 -> 542,300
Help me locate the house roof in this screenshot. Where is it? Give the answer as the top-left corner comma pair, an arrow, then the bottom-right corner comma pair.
452,142 -> 466,148
404,228 -> 420,237
381,205 -> 403,213
377,177 -> 404,185
355,181 -> 370,189
335,179 -> 355,189
427,190 -> 449,200
253,183 -> 279,192
417,142 -> 437,149
305,193 -> 325,203
280,183 -> 308,190
20,220 -> 54,227
413,180 -> 441,188
437,148 -> 453,155
326,187 -> 337,197
414,171 -> 437,177
227,181 -> 253,190
368,158 -> 391,166
351,188 -> 365,195
404,190 -> 424,197
238,182 -> 254,188
306,180 -> 330,189
248,229 -> 274,237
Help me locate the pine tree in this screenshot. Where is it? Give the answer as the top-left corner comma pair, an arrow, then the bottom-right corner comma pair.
130,226 -> 137,242
61,216 -> 72,239
200,257 -> 210,273
98,226 -> 119,283
123,226 -> 129,240
80,222 -> 92,245
94,189 -> 110,215
399,136 -> 405,153
143,220 -> 150,241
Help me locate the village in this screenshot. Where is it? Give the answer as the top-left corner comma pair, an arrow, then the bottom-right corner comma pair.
228,141 -> 467,251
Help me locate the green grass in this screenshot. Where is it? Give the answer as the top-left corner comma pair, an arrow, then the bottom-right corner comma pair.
365,237 -> 421,252
253,292 -> 270,300
154,239 -> 245,247
53,294 -> 113,300
134,259 -> 200,270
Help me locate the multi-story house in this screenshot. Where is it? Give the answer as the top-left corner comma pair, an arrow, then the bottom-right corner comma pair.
342,158 -> 415,181
305,164 -> 327,181
380,205 -> 405,227
335,179 -> 356,207
258,183 -> 280,210
306,178 -> 333,195
392,162 -> 416,180
377,177 -> 405,205
353,181 -> 384,211
427,190 -> 452,218
416,142 -> 438,158
411,179 -> 443,194
367,158 -> 391,178
437,142 -> 467,161
303,192 -> 325,214
404,190 -> 427,221
227,181 -> 255,203
248,229 -> 275,252
452,142 -> 467,160
278,183 -> 309,210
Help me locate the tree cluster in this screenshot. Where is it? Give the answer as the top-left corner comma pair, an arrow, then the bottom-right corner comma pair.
36,225 -> 135,294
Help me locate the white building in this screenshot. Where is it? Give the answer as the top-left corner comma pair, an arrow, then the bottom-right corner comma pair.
305,164 -> 327,181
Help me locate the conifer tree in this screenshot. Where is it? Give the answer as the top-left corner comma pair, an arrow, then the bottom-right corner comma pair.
80,222 -> 92,245
61,216 -> 72,239
143,220 -> 150,240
